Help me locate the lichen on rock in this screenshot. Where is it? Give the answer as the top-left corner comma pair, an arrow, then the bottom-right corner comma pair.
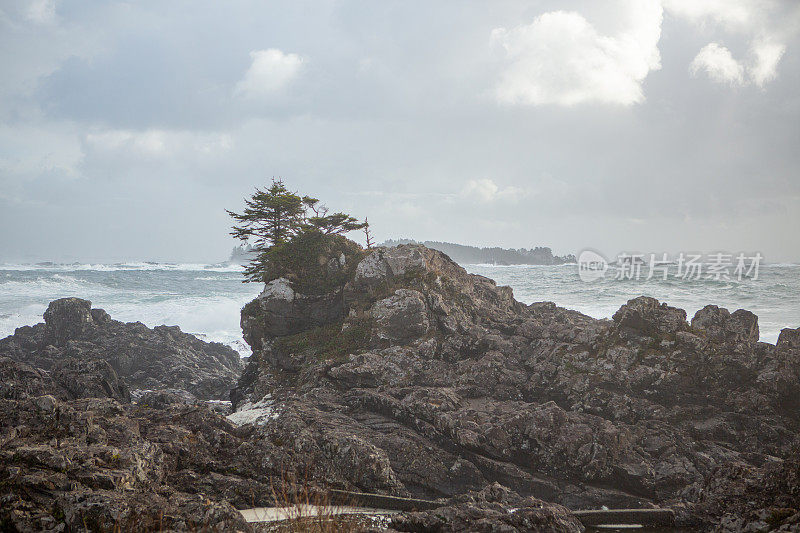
233,241 -> 800,529
2,241 -> 799,531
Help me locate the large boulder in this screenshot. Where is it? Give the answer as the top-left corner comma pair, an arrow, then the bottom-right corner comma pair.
370,288 -> 432,344
0,298 -> 243,401
0,388 -> 269,531
351,244 -> 488,294
51,358 -> 130,403
241,277 -> 345,346
0,356 -> 68,401
777,326 -> 800,354
688,442 -> 800,531
691,305 -> 760,344
612,296 -> 688,339
43,297 -> 97,345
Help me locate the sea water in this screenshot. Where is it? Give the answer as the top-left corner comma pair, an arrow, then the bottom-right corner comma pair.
0,263 -> 261,356
466,263 -> 800,345
1,262 -> 798,356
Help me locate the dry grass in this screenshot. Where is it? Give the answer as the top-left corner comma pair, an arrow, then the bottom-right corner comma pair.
245,469 -> 373,533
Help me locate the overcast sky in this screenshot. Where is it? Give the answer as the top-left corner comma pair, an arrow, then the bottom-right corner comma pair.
1,0 -> 799,263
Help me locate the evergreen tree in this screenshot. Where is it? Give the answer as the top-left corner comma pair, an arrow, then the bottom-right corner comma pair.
227,180 -> 310,249
227,180 -> 368,282
300,197 -> 367,236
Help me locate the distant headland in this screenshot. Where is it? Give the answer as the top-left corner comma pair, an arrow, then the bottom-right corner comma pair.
229,240 -> 575,266
382,239 -> 576,265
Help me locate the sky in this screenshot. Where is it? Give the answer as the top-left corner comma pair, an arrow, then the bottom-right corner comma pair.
1,0 -> 799,263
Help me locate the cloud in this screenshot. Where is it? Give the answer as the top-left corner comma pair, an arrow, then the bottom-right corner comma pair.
25,0 -> 58,24
0,122 -> 82,180
234,49 -> 304,99
749,38 -> 786,86
86,130 -> 168,156
662,0 -> 761,32
0,1 -> 103,112
689,39 -> 786,87
1,1 -> 799,262
666,0 -> 793,88
690,43 -> 745,85
461,179 -> 525,203
84,129 -> 233,159
491,0 -> 663,106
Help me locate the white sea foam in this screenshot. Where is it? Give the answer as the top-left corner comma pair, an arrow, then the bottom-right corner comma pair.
0,268 -> 260,355
0,262 -> 244,272
465,263 -> 800,345
1,262 -> 796,353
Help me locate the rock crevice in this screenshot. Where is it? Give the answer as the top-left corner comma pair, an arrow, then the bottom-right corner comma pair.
232,243 -> 800,529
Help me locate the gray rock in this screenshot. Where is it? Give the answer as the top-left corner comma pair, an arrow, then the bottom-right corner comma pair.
691,305 -> 760,344
353,251 -> 391,286
43,297 -> 96,345
370,289 -> 432,344
241,277 -> 345,344
1,299 -> 242,401
3,242 -> 795,531
612,296 -> 688,339
234,242 -> 799,528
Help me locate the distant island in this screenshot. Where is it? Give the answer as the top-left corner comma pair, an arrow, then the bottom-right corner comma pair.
383,239 -> 576,265
229,241 -> 575,266
228,244 -> 256,265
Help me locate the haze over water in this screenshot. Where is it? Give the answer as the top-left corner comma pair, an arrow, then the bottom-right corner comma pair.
466,263 -> 800,345
2,261 -> 797,354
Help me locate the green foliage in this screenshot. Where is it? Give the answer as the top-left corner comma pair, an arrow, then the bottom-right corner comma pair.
307,212 -> 366,235
252,232 -> 366,292
274,317 -> 373,362
228,180 -> 368,284
227,179 -> 310,250
241,298 -> 262,319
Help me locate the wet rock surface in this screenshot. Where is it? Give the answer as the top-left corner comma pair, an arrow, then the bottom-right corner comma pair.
0,354 -> 289,531
2,244 -> 799,531
233,244 -> 800,530
0,300 -> 260,531
387,483 -> 583,533
1,297 -> 243,400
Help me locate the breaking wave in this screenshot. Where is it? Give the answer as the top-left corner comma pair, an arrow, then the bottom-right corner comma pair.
0,262 -> 244,272
0,266 -> 259,356
2,261 -> 797,352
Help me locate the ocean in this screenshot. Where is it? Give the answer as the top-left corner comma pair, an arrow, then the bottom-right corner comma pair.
0,263 -> 261,356
1,261 -> 798,355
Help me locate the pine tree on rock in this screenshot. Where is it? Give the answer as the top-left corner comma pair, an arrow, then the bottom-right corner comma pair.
227,179 -> 367,283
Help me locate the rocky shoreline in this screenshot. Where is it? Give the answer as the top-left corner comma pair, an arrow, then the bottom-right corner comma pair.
2,243 -> 799,532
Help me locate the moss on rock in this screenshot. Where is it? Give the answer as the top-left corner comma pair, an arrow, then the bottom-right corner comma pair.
273,316 -> 374,363
260,232 -> 366,295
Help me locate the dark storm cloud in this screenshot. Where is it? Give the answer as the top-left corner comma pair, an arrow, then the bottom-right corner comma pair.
1,0 -> 799,263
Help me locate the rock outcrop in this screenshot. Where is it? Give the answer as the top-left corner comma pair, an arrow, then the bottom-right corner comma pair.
1,298 -> 243,401
388,483 -> 583,532
2,243 -> 798,531
232,243 -> 800,530
0,356 -> 266,531
0,300 -> 266,531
